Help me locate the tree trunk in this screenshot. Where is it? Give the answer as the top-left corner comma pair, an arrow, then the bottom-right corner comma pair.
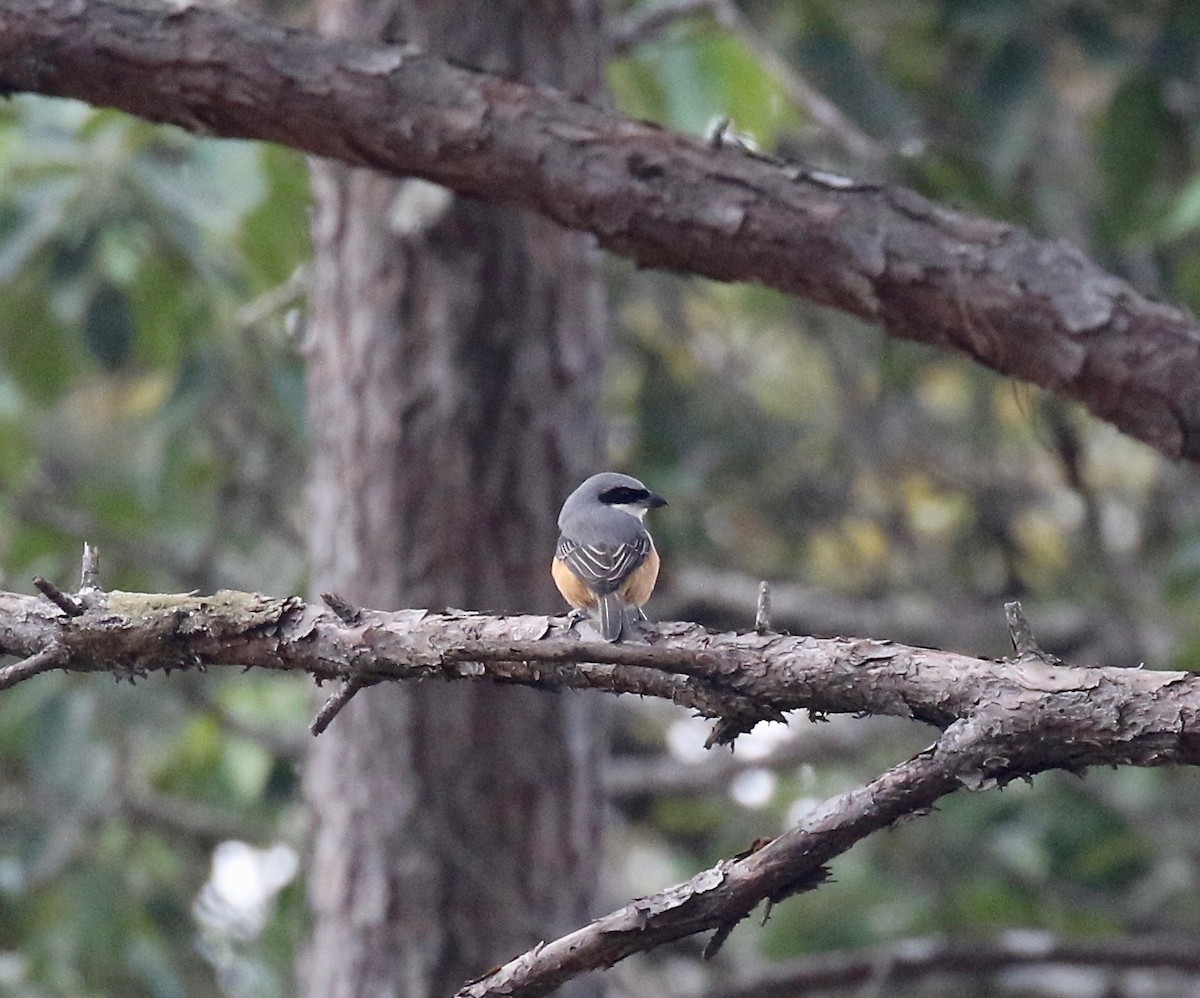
300,2 -> 607,995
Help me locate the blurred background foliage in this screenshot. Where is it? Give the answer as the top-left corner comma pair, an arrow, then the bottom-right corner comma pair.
2,0 -> 1200,995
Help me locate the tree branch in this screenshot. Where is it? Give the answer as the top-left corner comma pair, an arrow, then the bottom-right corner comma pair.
703,931 -> 1200,997
4,576 -> 1200,991
1,0 -> 1198,460
0,644 -> 65,691
609,0 -> 888,164
458,746 -> 961,997
459,692 -> 1200,996
0,586 -> 1196,758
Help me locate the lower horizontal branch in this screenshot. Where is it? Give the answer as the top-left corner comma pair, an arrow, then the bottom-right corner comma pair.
706,931 -> 1200,997
4,583 -> 1200,993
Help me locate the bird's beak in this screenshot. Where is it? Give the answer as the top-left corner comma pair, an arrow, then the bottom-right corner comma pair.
646,492 -> 668,509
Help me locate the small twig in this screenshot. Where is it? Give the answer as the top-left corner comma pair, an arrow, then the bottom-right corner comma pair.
708,114 -> 730,149
754,580 -> 772,634
611,0 -> 888,164
321,591 -> 362,625
703,921 -> 736,960
1004,601 -> 1041,658
310,677 -> 376,736
711,1 -> 888,164
79,541 -> 102,591
609,0 -> 724,55
32,576 -> 84,618
707,115 -> 757,152
234,264 -> 308,330
0,645 -> 66,691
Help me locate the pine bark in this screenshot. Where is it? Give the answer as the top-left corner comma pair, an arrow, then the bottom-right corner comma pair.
300,2 -> 607,994
3,0 -> 1200,461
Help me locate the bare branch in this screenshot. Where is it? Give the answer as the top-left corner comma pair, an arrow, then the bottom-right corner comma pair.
0,645 -> 65,691
709,1 -> 888,164
79,541 -> 102,591
122,792 -> 270,847
234,264 -> 307,330
0,777 -> 271,852
1005,600 -> 1045,659
320,590 -> 361,624
753,580 -> 771,634
309,676 -> 375,735
604,717 -> 898,799
32,576 -> 84,618
661,566 -> 1119,658
457,745 -> 962,997
0,588 -> 1195,762
1,0 -> 1198,460
2,582 -> 1199,991
609,0 -> 724,53
458,686 -> 1200,996
609,0 -> 888,164
703,931 -> 1200,998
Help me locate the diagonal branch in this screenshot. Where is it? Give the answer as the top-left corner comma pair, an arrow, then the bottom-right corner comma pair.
1,0 -> 1198,460
456,694 -> 1196,996
457,745 -> 962,997
4,575 -> 1200,991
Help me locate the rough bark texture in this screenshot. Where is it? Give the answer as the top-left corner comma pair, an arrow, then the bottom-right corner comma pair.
299,1 -> 607,995
5,584 -> 1200,994
2,0 -> 1200,462
4,591 -> 1196,770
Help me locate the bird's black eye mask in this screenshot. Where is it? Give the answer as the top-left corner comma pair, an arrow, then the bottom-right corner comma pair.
599,486 -> 650,505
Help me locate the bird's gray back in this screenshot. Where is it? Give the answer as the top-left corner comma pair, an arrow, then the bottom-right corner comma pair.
561,501 -> 649,547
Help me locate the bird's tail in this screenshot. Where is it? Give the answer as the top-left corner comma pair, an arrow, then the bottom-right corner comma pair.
596,593 -> 625,642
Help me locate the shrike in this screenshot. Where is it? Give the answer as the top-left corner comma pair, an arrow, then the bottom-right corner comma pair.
552,472 -> 667,642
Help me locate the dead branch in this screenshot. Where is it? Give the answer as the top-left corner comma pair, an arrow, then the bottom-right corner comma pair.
702,931 -> 1200,997
0,582 -> 1196,760
457,692 -> 1200,996
3,564 -> 1200,992
1,0 -> 1199,461
458,747 -> 960,997
0,582 -> 1196,758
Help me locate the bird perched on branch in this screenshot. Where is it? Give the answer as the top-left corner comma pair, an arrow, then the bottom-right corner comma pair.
552,472 -> 667,642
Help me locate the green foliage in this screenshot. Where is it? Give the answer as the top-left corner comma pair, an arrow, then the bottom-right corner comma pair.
606,0 -> 1200,988
5,3 -> 1200,995
0,97 -> 309,995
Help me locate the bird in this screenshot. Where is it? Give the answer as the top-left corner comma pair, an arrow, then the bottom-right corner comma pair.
552,472 -> 667,642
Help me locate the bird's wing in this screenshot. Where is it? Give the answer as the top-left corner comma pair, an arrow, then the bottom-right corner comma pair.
556,533 -> 650,595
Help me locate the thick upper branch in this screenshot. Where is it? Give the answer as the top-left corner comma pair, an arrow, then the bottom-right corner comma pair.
1,0 -> 1199,460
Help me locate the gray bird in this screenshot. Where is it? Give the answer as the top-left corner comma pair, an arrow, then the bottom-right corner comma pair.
552,472 -> 667,642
